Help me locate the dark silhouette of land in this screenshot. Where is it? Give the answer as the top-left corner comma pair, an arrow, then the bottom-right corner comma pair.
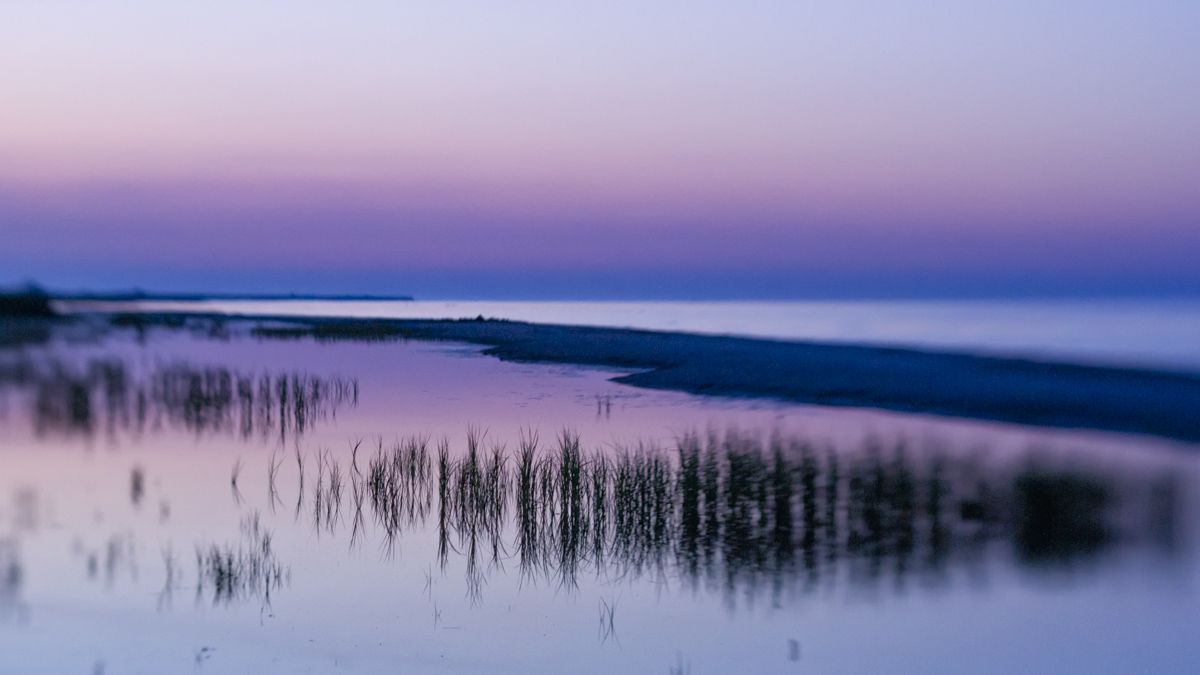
56,291 -> 415,302
0,288 -> 54,317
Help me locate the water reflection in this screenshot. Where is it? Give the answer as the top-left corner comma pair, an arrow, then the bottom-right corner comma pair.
0,537 -> 27,624
0,356 -> 356,441
5,319 -> 1198,672
286,429 -> 1187,606
194,513 -> 289,608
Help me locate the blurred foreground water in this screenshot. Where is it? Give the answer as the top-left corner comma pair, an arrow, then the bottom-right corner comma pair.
1,317 -> 1198,674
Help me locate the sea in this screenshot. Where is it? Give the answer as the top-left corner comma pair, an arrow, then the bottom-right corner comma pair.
2,298 -> 1197,674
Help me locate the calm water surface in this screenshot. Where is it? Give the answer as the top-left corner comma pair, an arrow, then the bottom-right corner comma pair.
1,319 -> 1198,674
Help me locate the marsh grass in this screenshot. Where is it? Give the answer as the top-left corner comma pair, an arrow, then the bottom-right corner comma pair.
267,452 -> 284,512
294,448 -> 306,519
598,596 -> 618,645
515,429 -> 543,581
230,458 -> 243,506
611,442 -> 675,580
157,544 -> 180,612
312,450 -> 344,534
14,356 -> 356,442
271,428 -> 1174,606
367,436 -> 433,555
556,431 -> 586,587
349,440 -> 368,548
442,429 -> 510,600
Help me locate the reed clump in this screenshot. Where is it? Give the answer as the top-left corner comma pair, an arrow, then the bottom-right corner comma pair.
14,356 -> 357,441
287,427 -> 1172,605
367,436 -> 434,553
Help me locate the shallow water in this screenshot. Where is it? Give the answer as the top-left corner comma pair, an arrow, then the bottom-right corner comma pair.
56,298 -> 1200,371
1,320 -> 1198,674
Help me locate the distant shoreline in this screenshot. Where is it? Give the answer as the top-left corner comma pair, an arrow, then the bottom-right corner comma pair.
50,296 -> 1200,375
53,292 -> 416,302
86,312 -> 1200,443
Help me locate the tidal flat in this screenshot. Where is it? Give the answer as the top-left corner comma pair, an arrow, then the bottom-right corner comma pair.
0,315 -> 1198,674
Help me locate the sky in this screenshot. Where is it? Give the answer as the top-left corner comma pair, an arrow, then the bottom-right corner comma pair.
1,0 -> 1198,299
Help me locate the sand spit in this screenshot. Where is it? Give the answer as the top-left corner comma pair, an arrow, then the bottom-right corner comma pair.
238,317 -> 1200,443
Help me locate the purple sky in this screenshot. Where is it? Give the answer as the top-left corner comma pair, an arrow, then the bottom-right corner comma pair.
2,1 -> 1198,299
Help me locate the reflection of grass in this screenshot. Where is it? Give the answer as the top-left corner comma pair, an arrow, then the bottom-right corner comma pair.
294,448 -> 306,518
313,450 -> 344,533
444,429 -> 510,600
669,653 -> 692,675
612,443 -> 674,579
230,458 -> 243,505
367,437 -> 433,554
17,357 -> 357,442
557,431 -> 585,586
515,430 -> 544,580
267,452 -> 283,512
0,536 -> 28,623
598,596 -> 617,645
277,428 -> 1176,605
1014,469 -> 1112,564
195,513 -> 288,607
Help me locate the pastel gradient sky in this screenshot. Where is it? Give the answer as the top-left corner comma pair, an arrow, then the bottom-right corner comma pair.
2,0 -> 1198,298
